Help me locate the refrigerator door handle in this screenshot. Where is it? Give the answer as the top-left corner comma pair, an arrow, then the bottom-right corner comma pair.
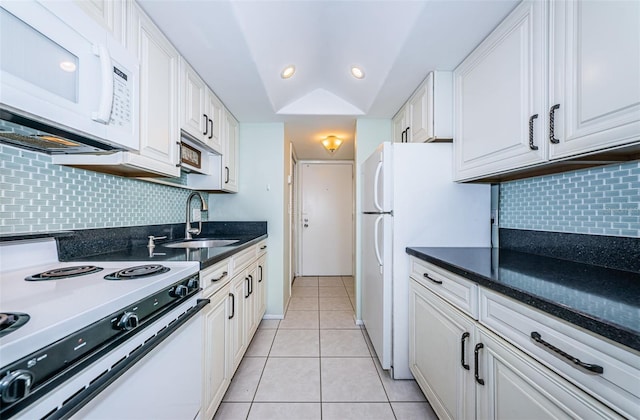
373,214 -> 384,269
373,161 -> 383,212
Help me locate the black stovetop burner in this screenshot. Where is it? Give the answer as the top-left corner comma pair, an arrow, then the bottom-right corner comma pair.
104,264 -> 170,281
0,312 -> 30,337
25,265 -> 104,281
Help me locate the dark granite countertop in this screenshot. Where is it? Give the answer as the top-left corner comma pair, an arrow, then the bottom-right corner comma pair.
406,247 -> 640,352
0,231 -> 74,241
54,222 -> 268,270
70,234 -> 267,269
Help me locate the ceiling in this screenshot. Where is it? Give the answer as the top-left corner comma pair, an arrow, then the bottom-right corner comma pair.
138,0 -> 519,160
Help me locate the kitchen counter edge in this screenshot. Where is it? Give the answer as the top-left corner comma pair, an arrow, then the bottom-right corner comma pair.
405,247 -> 640,353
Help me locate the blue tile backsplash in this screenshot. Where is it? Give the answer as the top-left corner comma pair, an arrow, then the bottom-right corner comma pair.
500,161 -> 640,238
1,145 -> 204,234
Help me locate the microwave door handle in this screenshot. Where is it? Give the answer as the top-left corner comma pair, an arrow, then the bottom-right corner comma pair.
373,160 -> 383,212
374,214 -> 384,268
92,44 -> 114,124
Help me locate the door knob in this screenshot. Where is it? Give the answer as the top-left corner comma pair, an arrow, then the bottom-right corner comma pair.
304,224 -> 309,227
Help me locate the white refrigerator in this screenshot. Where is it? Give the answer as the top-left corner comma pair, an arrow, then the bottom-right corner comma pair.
361,142 -> 490,379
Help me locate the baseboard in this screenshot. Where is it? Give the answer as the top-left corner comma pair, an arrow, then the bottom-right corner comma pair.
262,314 -> 284,320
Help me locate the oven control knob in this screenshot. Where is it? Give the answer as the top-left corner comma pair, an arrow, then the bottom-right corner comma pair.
116,312 -> 139,331
187,277 -> 199,290
0,370 -> 34,403
171,284 -> 189,298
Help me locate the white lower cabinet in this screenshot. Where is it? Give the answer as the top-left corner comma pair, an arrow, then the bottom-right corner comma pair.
202,282 -> 231,420
201,242 -> 268,417
476,327 -> 621,419
409,278 -> 475,420
255,253 -> 267,320
409,258 -> 627,419
228,270 -> 247,374
243,264 -> 258,342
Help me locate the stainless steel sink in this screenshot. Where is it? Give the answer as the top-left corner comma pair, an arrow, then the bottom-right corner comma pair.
162,239 -> 239,249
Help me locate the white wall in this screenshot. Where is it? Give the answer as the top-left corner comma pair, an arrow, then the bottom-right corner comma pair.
208,123 -> 286,318
353,119 -> 392,320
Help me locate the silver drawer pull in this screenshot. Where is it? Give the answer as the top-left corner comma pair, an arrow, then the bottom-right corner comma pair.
530,332 -> 604,374
211,271 -> 228,283
423,273 -> 442,284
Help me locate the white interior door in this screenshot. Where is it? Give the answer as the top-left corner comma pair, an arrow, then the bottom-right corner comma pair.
299,162 -> 353,276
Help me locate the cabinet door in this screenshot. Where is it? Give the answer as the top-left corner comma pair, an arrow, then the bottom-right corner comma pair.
130,4 -> 180,177
393,109 -> 408,143
409,279 -> 476,420
180,59 -> 207,143
256,253 -> 267,321
548,0 -> 640,159
408,80 -> 430,143
227,272 -> 246,375
476,328 -> 623,419
202,286 -> 230,420
205,91 -> 224,154
75,0 -> 126,45
222,112 -> 239,192
244,264 -> 258,340
454,0 -> 547,181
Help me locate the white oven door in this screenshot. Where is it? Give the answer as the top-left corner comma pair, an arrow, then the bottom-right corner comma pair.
71,307 -> 203,420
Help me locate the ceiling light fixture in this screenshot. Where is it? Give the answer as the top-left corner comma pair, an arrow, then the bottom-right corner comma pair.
322,135 -> 343,154
281,65 -> 296,79
350,66 -> 365,79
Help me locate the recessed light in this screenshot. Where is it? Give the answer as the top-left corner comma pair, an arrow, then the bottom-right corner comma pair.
351,66 -> 365,79
281,65 -> 296,79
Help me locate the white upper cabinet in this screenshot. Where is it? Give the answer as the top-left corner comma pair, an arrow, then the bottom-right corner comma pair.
548,0 -> 640,159
222,112 -> 239,193
74,0 -> 127,46
206,92 -> 224,154
180,58 -> 208,145
454,0 -> 640,181
179,59 -> 224,155
129,2 -> 180,176
454,0 -> 547,181
394,71 -> 453,143
393,108 -> 408,143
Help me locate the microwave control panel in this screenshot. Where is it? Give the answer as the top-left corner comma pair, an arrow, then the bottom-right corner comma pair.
110,64 -> 132,129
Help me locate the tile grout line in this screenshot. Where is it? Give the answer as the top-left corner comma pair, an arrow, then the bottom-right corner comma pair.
247,293 -> 282,418
317,280 -> 323,419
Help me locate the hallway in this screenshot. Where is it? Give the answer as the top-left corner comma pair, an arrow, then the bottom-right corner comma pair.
213,276 -> 437,419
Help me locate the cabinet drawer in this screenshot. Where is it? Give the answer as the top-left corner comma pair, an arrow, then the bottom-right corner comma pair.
256,240 -> 267,257
409,257 -> 478,319
479,288 -> 640,418
231,245 -> 256,274
201,258 -> 231,297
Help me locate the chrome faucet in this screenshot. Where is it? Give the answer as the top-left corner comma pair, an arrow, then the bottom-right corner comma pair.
185,191 -> 208,240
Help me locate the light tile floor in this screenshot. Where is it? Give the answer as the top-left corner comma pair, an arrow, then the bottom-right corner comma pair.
214,276 -> 438,420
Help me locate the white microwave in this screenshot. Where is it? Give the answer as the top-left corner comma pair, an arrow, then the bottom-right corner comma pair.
0,1 -> 139,151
